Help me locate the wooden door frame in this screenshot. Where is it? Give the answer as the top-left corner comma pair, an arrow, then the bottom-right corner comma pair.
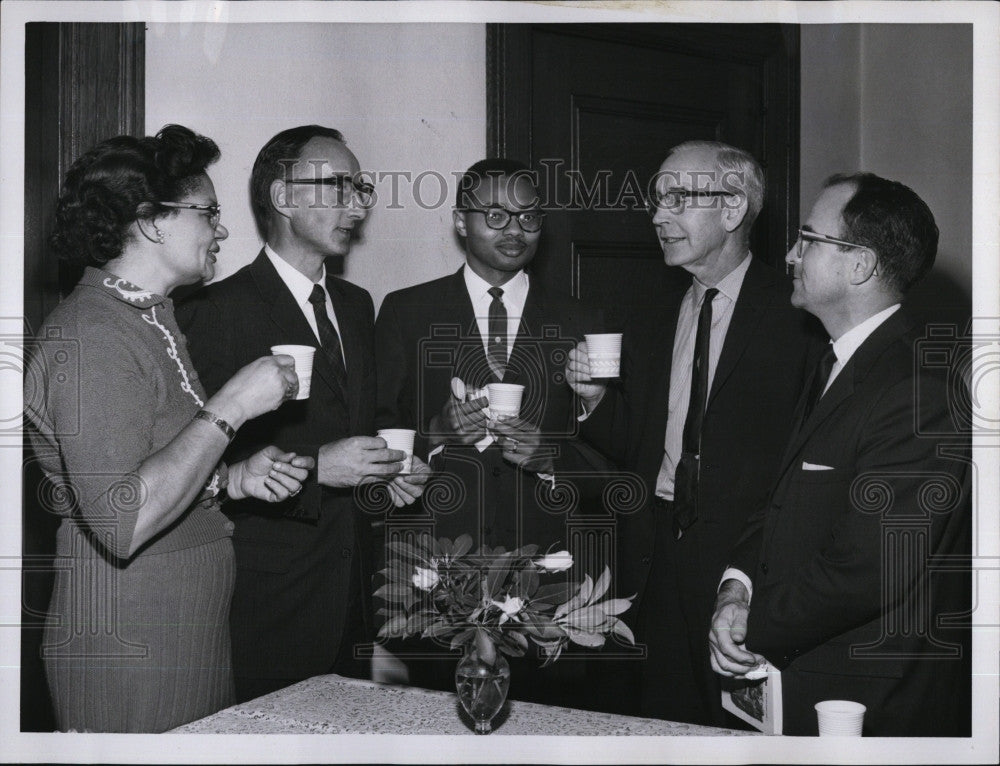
486,23 -> 801,270
21,21 -> 145,732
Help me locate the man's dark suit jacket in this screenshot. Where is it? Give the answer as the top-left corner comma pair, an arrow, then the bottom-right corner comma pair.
374,268 -> 614,708
729,308 -> 972,736
176,251 -> 376,688
583,257 -> 822,723
375,267 -> 609,551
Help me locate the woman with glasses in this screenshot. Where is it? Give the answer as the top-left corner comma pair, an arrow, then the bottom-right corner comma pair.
25,124 -> 314,732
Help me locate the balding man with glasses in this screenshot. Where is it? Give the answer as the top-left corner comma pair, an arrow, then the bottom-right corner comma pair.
566,141 -> 822,724
709,174 -> 971,736
178,125 -> 429,702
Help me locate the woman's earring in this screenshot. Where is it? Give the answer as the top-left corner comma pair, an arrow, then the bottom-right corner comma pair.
155,228 -> 164,244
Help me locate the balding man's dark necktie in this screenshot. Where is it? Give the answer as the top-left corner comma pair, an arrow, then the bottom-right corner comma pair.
802,344 -> 837,422
308,283 -> 348,395
672,287 -> 719,538
487,286 -> 507,380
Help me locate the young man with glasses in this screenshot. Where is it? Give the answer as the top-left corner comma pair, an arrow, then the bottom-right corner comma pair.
374,158 -> 612,708
177,125 -> 428,703
710,173 -> 971,736
565,140 -> 823,725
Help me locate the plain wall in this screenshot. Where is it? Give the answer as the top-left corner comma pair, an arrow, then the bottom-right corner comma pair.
146,23 -> 486,310
147,23 -> 972,310
801,24 -> 973,309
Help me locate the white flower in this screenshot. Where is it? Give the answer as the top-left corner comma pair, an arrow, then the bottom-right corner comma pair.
492,594 -> 525,624
412,565 -> 439,590
535,550 -> 573,572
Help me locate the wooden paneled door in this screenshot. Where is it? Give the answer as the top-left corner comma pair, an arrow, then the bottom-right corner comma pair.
487,23 -> 800,319
22,22 -> 145,732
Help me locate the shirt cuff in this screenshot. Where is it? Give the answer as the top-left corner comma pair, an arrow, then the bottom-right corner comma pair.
719,567 -> 754,605
536,472 -> 557,489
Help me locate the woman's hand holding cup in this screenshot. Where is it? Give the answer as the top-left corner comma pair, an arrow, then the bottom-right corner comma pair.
207,355 -> 299,428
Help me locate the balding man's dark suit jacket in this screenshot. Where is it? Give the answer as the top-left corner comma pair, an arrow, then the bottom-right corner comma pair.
730,308 -> 971,736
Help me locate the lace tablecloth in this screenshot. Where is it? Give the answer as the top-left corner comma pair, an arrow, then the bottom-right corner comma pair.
172,674 -> 755,735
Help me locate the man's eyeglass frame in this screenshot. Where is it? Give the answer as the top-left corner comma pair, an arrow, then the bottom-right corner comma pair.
284,175 -> 376,207
645,189 -> 737,216
794,228 -> 878,276
456,205 -> 546,233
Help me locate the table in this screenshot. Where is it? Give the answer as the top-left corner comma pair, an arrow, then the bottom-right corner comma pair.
172,674 -> 756,735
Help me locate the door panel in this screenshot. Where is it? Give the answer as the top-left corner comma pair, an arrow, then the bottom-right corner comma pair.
488,23 -> 799,317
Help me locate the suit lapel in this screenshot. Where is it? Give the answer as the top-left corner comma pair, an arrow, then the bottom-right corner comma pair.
637,280 -> 689,480
442,269 -> 495,389
776,309 -> 913,478
249,251 -> 348,407
250,250 -> 320,347
707,258 -> 772,407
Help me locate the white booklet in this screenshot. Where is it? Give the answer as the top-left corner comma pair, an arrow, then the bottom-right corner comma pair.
720,663 -> 783,735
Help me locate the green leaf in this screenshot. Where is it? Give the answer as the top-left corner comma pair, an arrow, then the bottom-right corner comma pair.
386,540 -> 424,562
612,619 -> 636,645
531,582 -> 577,605
555,575 -> 592,618
590,567 -> 611,603
595,597 -> 633,616
565,605 -> 608,632
449,628 -> 475,650
373,582 -> 413,603
566,627 -> 606,647
474,627 -> 497,665
452,534 -> 473,558
380,613 -> 409,637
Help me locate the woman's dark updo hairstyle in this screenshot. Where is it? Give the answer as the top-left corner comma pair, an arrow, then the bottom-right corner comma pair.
50,124 -> 220,267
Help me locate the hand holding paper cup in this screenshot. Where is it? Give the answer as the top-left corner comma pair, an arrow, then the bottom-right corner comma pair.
815,700 -> 866,736
584,333 -> 623,378
270,345 -> 316,400
377,428 -> 416,474
486,383 -> 525,420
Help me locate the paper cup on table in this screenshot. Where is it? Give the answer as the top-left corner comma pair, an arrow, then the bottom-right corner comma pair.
377,428 -> 415,474
270,345 -> 316,400
486,383 -> 525,420
815,700 -> 866,736
584,333 -> 623,378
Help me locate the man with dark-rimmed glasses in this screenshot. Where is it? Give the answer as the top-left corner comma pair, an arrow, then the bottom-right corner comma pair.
565,140 -> 822,724
178,125 -> 429,703
374,158 -> 613,708
710,172 -> 971,736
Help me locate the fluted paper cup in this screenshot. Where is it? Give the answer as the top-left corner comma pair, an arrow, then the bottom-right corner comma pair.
377,428 -> 415,473
486,383 -> 525,420
815,700 -> 866,736
271,345 -> 316,400
585,333 -> 623,378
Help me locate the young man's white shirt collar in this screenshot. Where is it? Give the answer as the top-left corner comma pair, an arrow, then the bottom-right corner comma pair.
463,265 -> 530,361
264,244 -> 344,363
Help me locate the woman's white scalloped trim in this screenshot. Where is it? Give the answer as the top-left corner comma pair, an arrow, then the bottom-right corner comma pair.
103,277 -> 155,303
141,306 -> 204,408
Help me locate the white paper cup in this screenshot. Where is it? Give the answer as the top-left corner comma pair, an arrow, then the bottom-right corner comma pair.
377,428 -> 416,474
270,345 -> 316,400
815,700 -> 866,736
486,383 -> 525,419
584,333 -> 623,378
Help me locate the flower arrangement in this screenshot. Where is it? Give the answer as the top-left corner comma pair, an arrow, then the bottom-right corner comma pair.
375,533 -> 635,667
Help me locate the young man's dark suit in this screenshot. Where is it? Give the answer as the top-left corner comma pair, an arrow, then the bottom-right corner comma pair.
375,267 -> 611,707
583,256 -> 822,724
728,308 -> 971,736
177,251 -> 376,700
375,267 -> 608,550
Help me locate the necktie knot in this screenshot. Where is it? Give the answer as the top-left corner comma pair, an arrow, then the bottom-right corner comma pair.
488,286 -> 504,301
309,284 -> 326,306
